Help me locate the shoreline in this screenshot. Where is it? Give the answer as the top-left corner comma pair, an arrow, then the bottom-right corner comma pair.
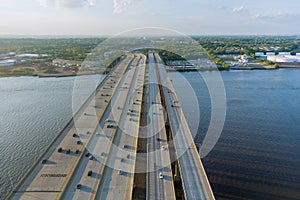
0,71 -> 109,79
1,66 -> 299,78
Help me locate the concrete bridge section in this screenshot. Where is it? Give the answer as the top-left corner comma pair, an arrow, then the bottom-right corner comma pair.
10,52 -> 214,200
154,52 -> 215,200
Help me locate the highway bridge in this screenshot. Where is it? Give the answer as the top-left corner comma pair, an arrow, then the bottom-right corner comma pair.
11,52 -> 215,200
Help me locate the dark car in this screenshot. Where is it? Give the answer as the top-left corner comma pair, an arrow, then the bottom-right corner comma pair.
41,159 -> 47,164
87,170 -> 92,176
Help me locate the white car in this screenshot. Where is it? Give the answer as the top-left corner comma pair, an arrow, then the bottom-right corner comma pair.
159,172 -> 164,179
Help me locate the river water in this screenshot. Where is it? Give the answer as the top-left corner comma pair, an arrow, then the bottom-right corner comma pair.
0,69 -> 300,199
170,69 -> 300,200
0,75 -> 103,199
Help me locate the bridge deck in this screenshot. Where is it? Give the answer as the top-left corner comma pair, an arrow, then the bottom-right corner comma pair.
93,54 -> 146,200
146,52 -> 176,200
11,54 -> 135,200
154,53 -> 215,200
11,52 -> 214,200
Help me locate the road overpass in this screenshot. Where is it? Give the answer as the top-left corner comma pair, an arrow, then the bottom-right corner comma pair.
11,52 -> 215,200
146,53 -> 175,200
154,53 -> 215,200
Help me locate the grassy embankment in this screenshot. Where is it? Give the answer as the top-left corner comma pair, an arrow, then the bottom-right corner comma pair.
0,66 -> 35,77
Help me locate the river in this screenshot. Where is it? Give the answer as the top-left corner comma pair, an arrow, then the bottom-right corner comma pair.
0,69 -> 300,199
171,69 -> 300,200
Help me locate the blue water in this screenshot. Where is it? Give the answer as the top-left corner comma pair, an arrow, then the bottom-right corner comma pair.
170,69 -> 300,200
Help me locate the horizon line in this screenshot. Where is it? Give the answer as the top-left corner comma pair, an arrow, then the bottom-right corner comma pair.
0,34 -> 300,39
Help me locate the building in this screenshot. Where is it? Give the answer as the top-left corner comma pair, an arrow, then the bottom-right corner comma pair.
0,59 -> 17,66
255,52 -> 267,59
238,55 -> 249,64
267,55 -> 300,63
0,52 -> 15,57
15,54 -> 48,58
278,52 -> 291,56
266,52 -> 276,56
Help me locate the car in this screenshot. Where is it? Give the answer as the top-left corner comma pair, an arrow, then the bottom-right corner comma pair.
58,147 -> 63,153
161,146 -> 166,151
118,169 -> 123,175
41,159 -> 47,164
159,172 -> 164,179
76,184 -> 81,189
123,144 -> 127,149
107,124 -> 111,128
87,170 -> 92,176
105,119 -> 116,123
89,155 -> 93,160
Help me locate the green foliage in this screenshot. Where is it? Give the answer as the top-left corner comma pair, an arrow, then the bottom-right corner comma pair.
0,38 -> 105,61
205,48 -> 230,69
0,67 -> 34,77
194,36 -> 300,56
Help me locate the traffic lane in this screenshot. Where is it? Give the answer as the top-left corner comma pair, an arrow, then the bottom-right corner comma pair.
105,61 -> 146,200
94,58 -> 142,200
66,57 -> 138,199
62,59 -> 137,199
160,72 -> 211,200
148,55 -> 173,199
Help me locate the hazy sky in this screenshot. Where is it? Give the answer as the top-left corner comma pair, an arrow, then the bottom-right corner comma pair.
1,0 -> 300,35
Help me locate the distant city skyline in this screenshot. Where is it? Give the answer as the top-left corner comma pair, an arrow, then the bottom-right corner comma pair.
1,0 -> 300,36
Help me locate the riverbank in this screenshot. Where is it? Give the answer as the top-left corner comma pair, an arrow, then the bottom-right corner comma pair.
1,63 -> 299,78
0,66 -> 109,78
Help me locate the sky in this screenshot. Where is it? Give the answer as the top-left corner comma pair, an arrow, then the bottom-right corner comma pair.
1,0 -> 300,36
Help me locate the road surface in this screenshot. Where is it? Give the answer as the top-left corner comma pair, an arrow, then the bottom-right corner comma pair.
154,53 -> 215,200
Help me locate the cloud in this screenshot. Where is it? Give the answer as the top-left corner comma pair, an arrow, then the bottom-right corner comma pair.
38,0 -> 96,8
254,12 -> 299,21
113,0 -> 134,14
215,4 -> 227,10
232,6 -> 245,13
